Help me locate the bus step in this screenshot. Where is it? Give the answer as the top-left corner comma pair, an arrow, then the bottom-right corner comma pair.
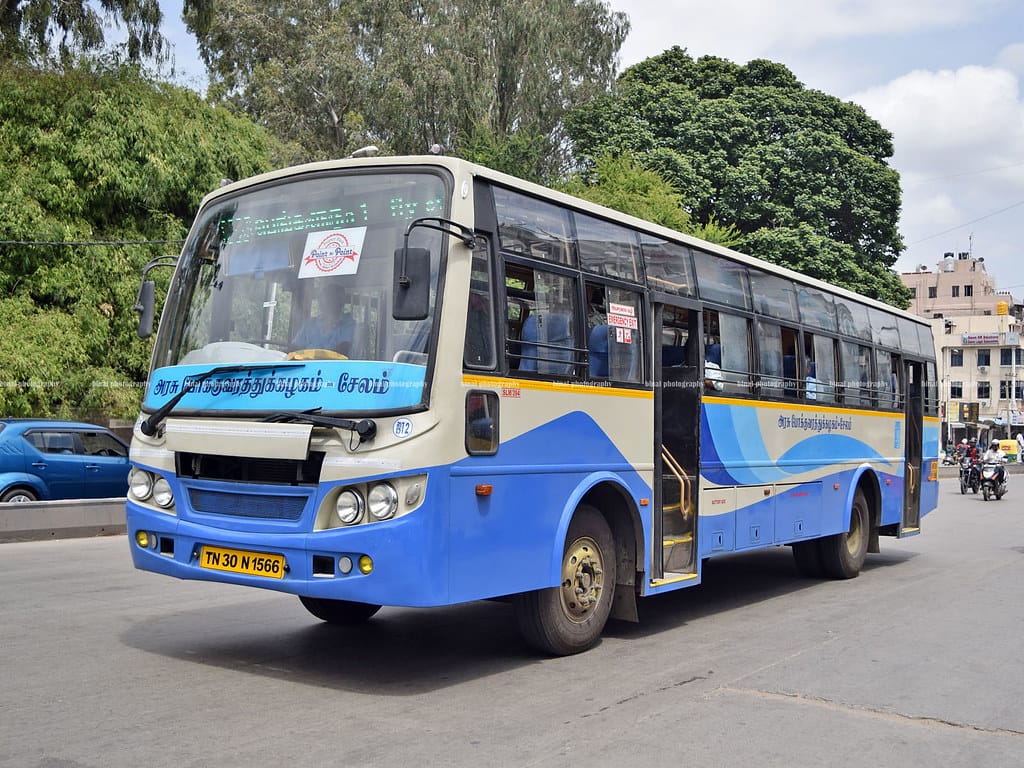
651,572 -> 699,587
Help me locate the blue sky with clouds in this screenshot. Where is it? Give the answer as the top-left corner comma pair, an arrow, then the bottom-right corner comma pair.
156,0 -> 1024,297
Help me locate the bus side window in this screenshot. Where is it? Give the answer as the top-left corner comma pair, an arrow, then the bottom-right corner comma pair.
705,310 -> 752,395
839,341 -> 872,406
508,265 -> 579,377
464,245 -> 496,369
873,349 -> 896,409
757,320 -> 800,399
809,334 -> 837,404
586,282 -> 642,383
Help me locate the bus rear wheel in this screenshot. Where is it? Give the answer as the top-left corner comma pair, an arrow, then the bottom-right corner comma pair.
513,505 -> 616,656
299,596 -> 381,625
820,489 -> 869,579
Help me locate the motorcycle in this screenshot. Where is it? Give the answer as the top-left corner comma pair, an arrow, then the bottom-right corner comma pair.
980,461 -> 1007,501
959,456 -> 980,495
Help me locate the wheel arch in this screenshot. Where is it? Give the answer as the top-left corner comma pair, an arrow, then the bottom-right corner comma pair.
579,476 -> 644,622
0,474 -> 48,501
848,465 -> 882,553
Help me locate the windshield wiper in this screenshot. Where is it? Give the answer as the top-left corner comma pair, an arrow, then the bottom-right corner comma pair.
261,408 -> 377,443
140,363 -> 302,437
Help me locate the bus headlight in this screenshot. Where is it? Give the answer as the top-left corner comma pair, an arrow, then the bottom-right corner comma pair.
368,483 -> 398,520
152,477 -> 174,508
129,468 -> 153,501
336,489 -> 364,525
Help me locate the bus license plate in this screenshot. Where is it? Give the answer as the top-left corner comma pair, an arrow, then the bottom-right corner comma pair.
199,546 -> 286,579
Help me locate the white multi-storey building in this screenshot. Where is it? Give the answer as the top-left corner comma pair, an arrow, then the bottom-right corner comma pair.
900,252 -> 1023,447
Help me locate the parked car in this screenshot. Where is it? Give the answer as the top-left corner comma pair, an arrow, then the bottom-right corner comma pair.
0,419 -> 130,502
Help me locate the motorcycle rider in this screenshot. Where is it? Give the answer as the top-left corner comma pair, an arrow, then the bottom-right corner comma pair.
982,440 -> 1007,487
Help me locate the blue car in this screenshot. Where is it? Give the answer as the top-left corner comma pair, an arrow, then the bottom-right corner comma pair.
0,419 -> 130,502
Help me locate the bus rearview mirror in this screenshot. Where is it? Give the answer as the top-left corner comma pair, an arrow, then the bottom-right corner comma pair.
393,247 -> 431,321
136,280 -> 156,339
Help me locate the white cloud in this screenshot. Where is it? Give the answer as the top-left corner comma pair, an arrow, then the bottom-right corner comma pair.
850,65 -> 1024,193
851,66 -> 1024,275
995,43 -> 1024,78
611,0 -> 1004,68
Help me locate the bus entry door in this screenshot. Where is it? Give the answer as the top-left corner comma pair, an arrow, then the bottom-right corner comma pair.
653,300 -> 702,582
902,360 -> 923,533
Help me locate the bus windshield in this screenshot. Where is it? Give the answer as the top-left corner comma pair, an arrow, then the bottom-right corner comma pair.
153,169 -> 449,377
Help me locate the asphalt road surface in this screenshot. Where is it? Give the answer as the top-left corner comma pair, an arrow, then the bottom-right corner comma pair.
2,478 -> 1021,767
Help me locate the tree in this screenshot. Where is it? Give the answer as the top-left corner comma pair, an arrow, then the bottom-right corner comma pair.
185,0 -> 629,180
0,61 -> 276,418
558,153 -> 743,247
565,47 -> 910,307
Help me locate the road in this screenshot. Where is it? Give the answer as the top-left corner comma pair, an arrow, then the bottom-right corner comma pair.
1,478 -> 1021,767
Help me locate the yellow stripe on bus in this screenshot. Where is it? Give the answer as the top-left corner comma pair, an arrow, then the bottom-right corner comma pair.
461,375 -> 654,399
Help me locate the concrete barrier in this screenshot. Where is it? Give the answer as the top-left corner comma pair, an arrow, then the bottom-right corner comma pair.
0,498 -> 126,543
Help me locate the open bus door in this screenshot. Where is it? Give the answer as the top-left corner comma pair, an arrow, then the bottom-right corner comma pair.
653,298 -> 702,584
902,360 -> 923,533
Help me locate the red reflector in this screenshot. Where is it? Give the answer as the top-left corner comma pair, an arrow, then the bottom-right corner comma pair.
475,484 -> 493,496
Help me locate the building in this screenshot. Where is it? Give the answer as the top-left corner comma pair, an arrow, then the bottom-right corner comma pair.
900,252 -> 1024,448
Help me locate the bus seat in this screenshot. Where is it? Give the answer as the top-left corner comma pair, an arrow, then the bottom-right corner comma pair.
521,313 -> 574,374
706,343 -> 721,367
783,354 -> 797,397
662,345 -> 685,367
519,315 -> 539,371
589,325 -> 609,377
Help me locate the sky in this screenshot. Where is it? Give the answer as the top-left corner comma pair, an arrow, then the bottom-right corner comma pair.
156,0 -> 1024,298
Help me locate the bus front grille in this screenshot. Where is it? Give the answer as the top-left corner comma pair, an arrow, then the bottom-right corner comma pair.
188,488 -> 308,521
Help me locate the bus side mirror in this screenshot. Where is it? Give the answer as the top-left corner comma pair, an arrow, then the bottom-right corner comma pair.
135,280 -> 156,339
393,247 -> 430,321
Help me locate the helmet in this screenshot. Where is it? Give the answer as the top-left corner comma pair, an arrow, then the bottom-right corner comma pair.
992,441 -> 1000,449
970,437 -> 977,443
961,438 -> 968,445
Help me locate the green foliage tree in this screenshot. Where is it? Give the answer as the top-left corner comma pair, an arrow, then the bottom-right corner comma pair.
185,0 -> 628,180
0,61 -> 276,419
558,153 -> 743,247
565,47 -> 910,307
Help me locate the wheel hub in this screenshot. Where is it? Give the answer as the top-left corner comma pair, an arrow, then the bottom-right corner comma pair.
560,536 -> 605,623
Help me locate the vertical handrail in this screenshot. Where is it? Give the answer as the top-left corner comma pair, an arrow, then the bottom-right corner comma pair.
661,447 -> 691,521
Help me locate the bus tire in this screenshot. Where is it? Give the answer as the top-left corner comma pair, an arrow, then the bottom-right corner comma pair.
791,540 -> 825,578
820,489 -> 869,579
513,504 -> 616,656
298,596 -> 381,625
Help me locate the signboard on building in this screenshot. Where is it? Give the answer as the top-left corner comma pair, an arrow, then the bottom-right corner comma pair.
961,332 -> 1000,345
959,402 -> 980,423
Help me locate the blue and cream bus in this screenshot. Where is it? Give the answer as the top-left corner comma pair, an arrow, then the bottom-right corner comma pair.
127,154 -> 939,655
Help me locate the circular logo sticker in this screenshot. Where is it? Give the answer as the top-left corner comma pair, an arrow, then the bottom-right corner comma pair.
393,417 -> 413,439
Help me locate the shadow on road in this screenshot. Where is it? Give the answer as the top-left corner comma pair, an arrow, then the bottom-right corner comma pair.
119,543 -> 917,693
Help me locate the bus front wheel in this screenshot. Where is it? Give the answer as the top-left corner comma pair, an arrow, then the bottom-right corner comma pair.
514,505 -> 616,656
299,596 -> 381,625
820,489 -> 869,579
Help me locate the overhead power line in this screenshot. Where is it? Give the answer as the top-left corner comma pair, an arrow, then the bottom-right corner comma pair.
908,199 -> 1024,245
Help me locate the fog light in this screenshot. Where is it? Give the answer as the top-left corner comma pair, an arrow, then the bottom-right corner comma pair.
358,555 -> 373,574
338,556 -> 353,574
135,530 -> 151,548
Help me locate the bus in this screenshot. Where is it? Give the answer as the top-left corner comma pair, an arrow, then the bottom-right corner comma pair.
127,154 -> 939,655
